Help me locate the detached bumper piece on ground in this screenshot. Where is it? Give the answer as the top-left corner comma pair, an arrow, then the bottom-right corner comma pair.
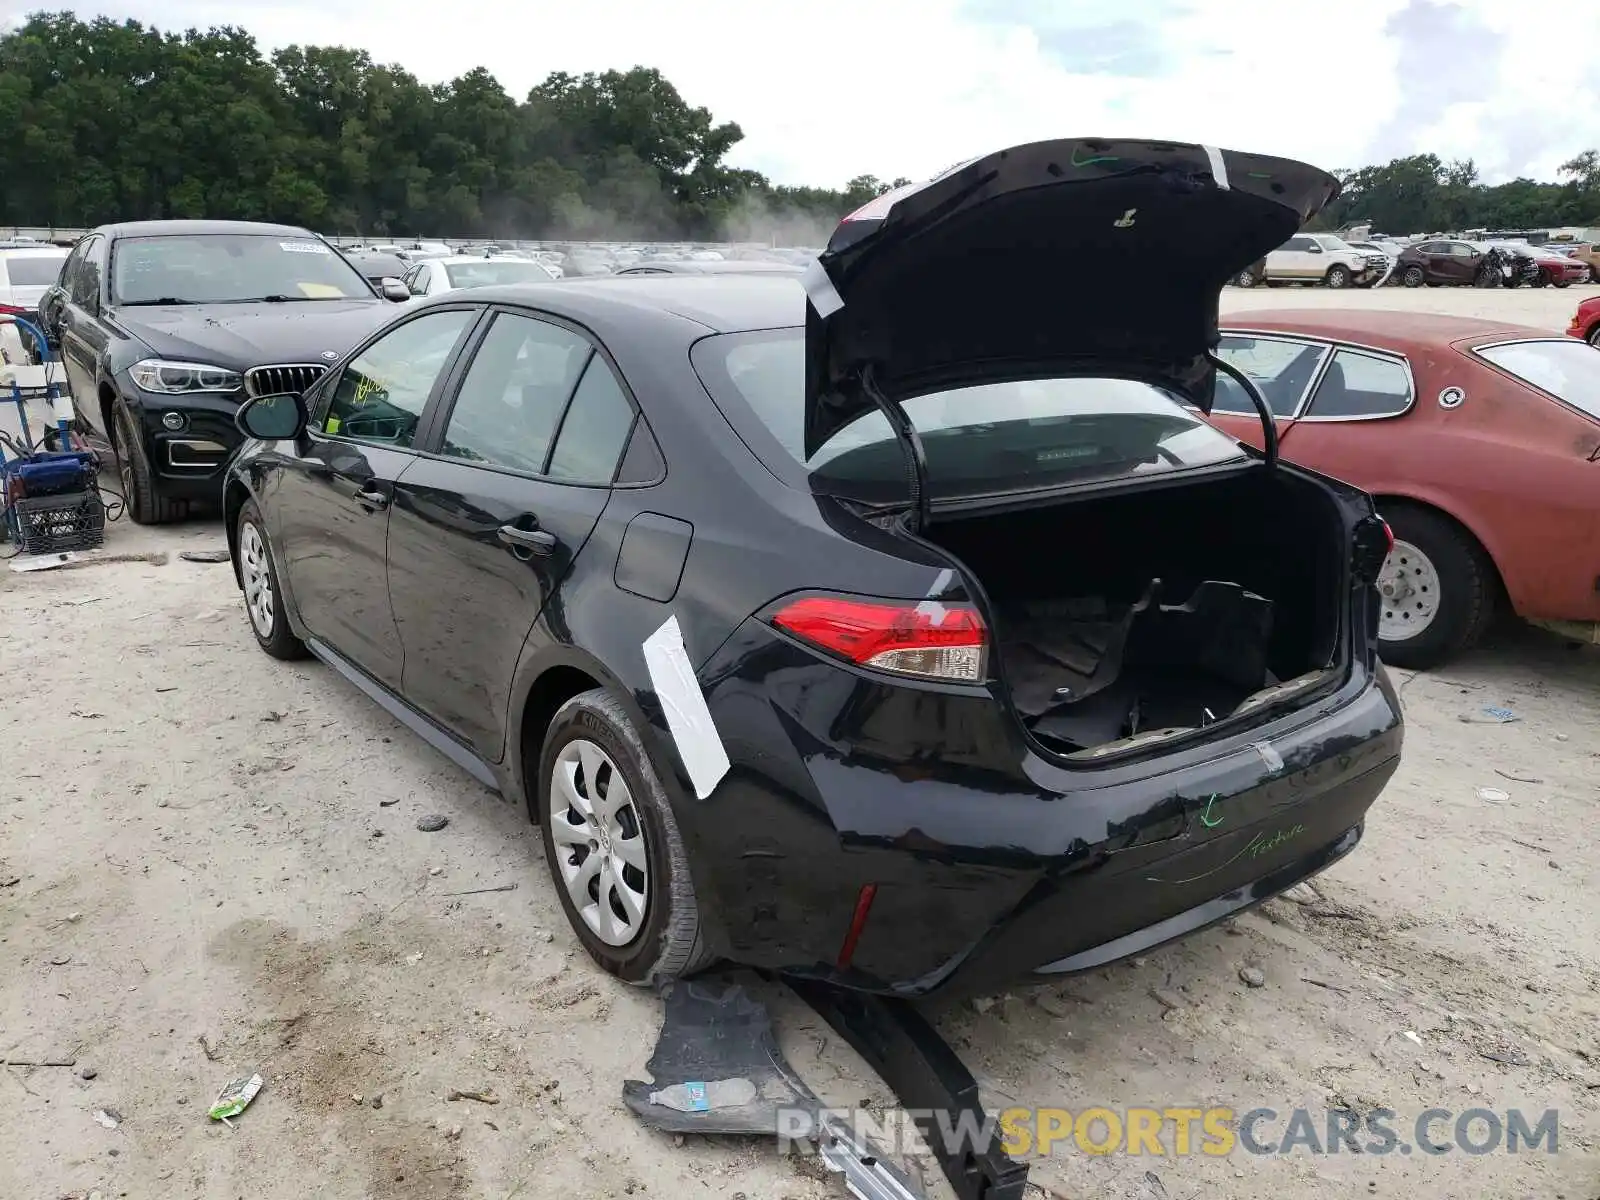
626,979 -> 1027,1200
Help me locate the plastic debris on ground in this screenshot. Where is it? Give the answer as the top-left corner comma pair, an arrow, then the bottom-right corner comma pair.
208,1073 -> 264,1127
625,980 -> 923,1199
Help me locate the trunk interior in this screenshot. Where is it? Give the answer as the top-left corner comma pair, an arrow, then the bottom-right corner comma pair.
925,467 -> 1347,759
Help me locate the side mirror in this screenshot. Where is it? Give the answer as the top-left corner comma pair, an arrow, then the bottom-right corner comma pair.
380,277 -> 410,303
236,391 -> 306,441
1306,244 -> 1323,254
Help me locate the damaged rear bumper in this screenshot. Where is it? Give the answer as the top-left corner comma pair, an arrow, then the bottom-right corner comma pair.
686,621 -> 1403,998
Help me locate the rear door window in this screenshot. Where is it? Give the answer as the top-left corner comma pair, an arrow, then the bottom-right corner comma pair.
438,311 -> 591,474
546,356 -> 636,484
1212,335 -> 1328,416
691,328 -> 1246,503
1302,349 -> 1412,418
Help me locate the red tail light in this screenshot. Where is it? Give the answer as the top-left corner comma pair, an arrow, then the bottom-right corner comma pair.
769,594 -> 988,683
0,303 -> 27,316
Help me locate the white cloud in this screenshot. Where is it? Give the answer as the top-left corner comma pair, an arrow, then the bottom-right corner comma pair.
45,0 -> 1600,186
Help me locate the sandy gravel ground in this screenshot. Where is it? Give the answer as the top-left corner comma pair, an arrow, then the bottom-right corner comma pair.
1,285 -> 1597,1200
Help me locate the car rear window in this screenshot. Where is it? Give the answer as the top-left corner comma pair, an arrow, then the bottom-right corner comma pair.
2,254 -> 66,286
691,328 -> 1247,502
442,260 -> 554,288
1476,339 -> 1600,422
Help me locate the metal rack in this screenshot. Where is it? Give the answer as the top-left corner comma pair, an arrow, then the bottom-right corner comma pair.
1,315 -> 104,555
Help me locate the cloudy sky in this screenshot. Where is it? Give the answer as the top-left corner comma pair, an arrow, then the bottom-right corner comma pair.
10,0 -> 1595,188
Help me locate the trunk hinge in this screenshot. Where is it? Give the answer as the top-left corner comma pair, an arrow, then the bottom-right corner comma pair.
1210,351 -> 1278,468
861,363 -> 931,533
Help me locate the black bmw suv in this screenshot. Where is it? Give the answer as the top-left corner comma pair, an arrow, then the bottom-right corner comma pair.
39,220 -> 408,523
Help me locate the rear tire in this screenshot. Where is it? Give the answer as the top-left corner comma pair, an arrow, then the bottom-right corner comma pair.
1401,265 -> 1425,288
1375,504 -> 1497,670
113,400 -> 187,525
1233,270 -> 1258,288
537,689 -> 713,986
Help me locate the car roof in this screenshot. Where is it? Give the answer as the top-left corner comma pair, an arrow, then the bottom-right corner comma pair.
433,274 -> 806,334
96,219 -> 318,239
434,255 -> 544,265
0,245 -> 67,255
1223,308 -> 1551,347
620,260 -> 803,275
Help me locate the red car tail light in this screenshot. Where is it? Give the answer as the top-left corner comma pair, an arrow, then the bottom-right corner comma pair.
0,303 -> 28,316
769,594 -> 988,683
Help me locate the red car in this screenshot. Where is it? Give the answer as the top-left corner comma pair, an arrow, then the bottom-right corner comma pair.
1526,244 -> 1590,287
1566,295 -> 1600,345
1207,310 -> 1600,665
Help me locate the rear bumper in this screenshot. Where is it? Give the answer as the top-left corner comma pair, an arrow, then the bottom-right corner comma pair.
682,621 -> 1403,997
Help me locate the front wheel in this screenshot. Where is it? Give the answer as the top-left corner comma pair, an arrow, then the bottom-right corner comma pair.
1375,505 -> 1497,669
1554,278 -> 1570,288
113,400 -> 187,525
537,689 -> 713,986
237,500 -> 308,660
1233,270 -> 1258,288
1586,325 -> 1600,348
1325,265 -> 1351,289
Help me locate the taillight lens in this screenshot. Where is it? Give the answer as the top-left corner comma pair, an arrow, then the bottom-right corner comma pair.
769,594 -> 988,683
0,303 -> 27,316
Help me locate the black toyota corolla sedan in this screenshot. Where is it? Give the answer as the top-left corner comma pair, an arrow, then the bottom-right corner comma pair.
224,138 -> 1404,998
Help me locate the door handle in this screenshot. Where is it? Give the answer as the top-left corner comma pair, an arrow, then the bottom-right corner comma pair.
354,488 -> 390,511
497,524 -> 556,554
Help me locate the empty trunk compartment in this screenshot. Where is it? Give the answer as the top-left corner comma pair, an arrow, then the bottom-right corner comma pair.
925,468 -> 1347,759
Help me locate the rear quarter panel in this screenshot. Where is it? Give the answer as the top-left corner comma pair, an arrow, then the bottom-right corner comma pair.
1282,344 -> 1600,623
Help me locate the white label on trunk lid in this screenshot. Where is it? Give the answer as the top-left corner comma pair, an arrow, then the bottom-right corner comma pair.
280,240 -> 331,254
1203,145 -> 1230,190
643,614 -> 731,800
801,259 -> 845,318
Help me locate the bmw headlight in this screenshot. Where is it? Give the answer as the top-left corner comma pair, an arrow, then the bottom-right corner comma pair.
129,359 -> 242,394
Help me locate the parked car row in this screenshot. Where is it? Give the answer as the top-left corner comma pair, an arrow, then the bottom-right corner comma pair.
1231,233 -> 1600,289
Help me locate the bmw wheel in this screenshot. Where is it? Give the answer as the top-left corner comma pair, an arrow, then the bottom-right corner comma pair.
237,499 -> 308,660
537,688 -> 713,985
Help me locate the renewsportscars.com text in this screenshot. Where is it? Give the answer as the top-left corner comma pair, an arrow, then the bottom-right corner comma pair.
775,1106 -> 1561,1159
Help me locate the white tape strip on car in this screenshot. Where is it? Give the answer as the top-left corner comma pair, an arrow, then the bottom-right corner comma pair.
642,614 -> 731,800
801,259 -> 845,318
1203,145 -> 1230,190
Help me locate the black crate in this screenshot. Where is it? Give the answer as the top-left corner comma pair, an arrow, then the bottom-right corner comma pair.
6,489 -> 105,554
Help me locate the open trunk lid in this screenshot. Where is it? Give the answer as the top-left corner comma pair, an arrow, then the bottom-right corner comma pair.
801,137 -> 1342,458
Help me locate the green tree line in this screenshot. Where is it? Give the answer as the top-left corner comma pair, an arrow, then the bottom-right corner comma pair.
0,12 -> 904,241
1316,154 -> 1600,236
6,11 -> 1600,242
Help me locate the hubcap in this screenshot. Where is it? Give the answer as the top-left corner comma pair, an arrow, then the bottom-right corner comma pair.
548,739 -> 649,947
1377,538 -> 1441,642
240,522 -> 275,637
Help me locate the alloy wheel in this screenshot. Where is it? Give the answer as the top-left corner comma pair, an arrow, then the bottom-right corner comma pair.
549,738 -> 649,947
1377,538 -> 1442,642
240,521 -> 276,638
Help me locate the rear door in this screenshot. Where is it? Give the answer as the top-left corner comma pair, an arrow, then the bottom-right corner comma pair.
1207,333 -> 1330,450
387,306 -> 640,761
272,305 -> 480,688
